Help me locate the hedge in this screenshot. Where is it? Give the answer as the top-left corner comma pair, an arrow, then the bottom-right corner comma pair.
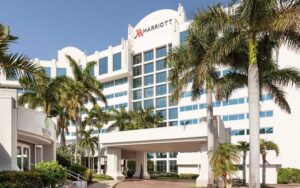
278,168 -> 300,184
0,171 -> 43,188
179,173 -> 199,179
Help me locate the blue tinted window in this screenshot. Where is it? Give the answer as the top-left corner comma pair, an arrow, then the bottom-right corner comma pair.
169,84 -> 174,94
133,66 -> 142,76
144,63 -> 153,74
144,75 -> 153,86
266,111 -> 273,117
169,97 -> 178,107
103,81 -> 114,88
105,94 -> 114,99
156,97 -> 167,108
133,54 -> 142,65
156,46 -> 167,58
133,78 -> 142,88
169,108 -> 178,119
180,119 -> 198,125
156,84 -> 167,96
156,71 -> 167,83
144,99 -> 154,109
156,59 -> 166,71
144,87 -> 154,98
115,78 -> 127,85
180,30 -> 188,45
199,103 -> 207,109
133,101 -> 142,111
43,67 -> 51,77
99,57 -> 108,75
169,121 -> 178,126
56,68 -> 66,77
113,52 -> 121,71
133,89 -> 142,100
115,91 -> 127,98
157,110 -> 167,120
181,91 -> 192,98
144,50 -> 154,62
213,101 -> 221,107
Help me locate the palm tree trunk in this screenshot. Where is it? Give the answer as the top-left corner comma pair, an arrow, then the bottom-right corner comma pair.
262,154 -> 266,186
60,127 -> 66,146
243,152 -> 247,184
206,85 -> 215,187
75,113 -> 82,164
98,133 -> 102,174
248,33 -> 261,188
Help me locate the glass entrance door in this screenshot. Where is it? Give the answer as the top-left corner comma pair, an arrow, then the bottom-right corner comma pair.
17,144 -> 31,170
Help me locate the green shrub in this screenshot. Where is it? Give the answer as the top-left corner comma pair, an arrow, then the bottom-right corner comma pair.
278,168 -> 300,184
0,171 -> 43,188
84,169 -> 94,183
34,161 -> 67,187
179,173 -> 199,179
56,145 -> 74,168
147,160 -> 154,172
126,160 -> 136,177
149,171 -> 179,179
69,163 -> 88,177
93,174 -> 114,180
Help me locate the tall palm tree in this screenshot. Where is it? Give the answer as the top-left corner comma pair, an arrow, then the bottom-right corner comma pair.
260,139 -> 279,186
79,128 -> 99,169
85,105 -> 110,174
55,105 -> 70,146
62,55 -> 107,163
0,24 -> 38,81
236,141 -> 250,185
132,107 -> 163,129
200,2 -> 300,186
110,107 -> 133,131
208,143 -> 240,188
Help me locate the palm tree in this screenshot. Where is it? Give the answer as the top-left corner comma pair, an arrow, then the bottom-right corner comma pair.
55,105 -> 70,146
79,128 -> 99,169
62,55 -> 107,163
110,107 -> 133,131
237,141 -> 250,185
260,139 -> 279,186
200,2 -> 300,186
85,105 -> 110,174
0,24 -> 38,81
132,107 -> 163,129
208,143 -> 240,188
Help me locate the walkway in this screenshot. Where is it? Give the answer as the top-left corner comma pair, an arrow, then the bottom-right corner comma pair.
115,179 -> 195,188
88,180 -> 119,188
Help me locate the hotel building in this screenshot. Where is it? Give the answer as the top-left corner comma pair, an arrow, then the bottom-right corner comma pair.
1,4 -> 300,184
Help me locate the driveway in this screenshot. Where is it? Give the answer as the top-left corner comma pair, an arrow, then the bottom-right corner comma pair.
115,179 -> 195,188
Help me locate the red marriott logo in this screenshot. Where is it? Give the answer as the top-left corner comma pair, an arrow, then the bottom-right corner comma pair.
134,19 -> 173,39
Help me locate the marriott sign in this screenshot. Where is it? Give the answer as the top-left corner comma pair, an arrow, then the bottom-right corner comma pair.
134,19 -> 174,39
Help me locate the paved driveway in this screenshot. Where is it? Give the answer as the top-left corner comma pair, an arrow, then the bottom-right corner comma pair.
115,179 -> 195,188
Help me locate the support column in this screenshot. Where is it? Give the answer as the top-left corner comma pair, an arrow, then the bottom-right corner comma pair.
97,156 -> 101,174
106,147 -> 124,180
196,145 -> 209,187
133,152 -> 150,179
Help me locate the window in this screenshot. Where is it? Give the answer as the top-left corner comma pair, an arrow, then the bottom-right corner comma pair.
144,62 -> 153,74
133,54 -> 142,65
169,152 -> 178,158
181,91 -> 192,98
144,99 -> 154,109
169,108 -> 178,119
180,119 -> 198,125
156,97 -> 167,108
56,68 -> 66,77
199,103 -> 207,109
115,78 -> 127,85
156,59 -> 166,71
115,91 -> 127,98
157,110 -> 167,120
133,101 -> 142,111
156,84 -> 167,96
105,94 -> 114,99
223,98 -> 245,106
169,84 -> 174,94
115,103 -> 127,109
113,52 -> 121,71
180,30 -> 188,45
260,110 -> 273,117
103,81 -> 114,88
144,50 -> 154,62
133,78 -> 142,88
144,87 -> 154,98
156,46 -> 167,58
133,66 -> 142,77
133,89 -> 142,100
147,153 -> 154,159
213,101 -> 221,107
223,113 -> 245,121
169,97 -> 178,107
156,152 -> 167,158
180,104 -> 198,112
231,129 -> 245,136
169,160 -> 178,173
156,71 -> 167,83
169,121 -> 178,126
144,75 -> 153,86
43,67 -> 51,77
261,94 -> 273,101
265,127 -> 273,134
156,160 -> 167,172
99,57 -> 108,75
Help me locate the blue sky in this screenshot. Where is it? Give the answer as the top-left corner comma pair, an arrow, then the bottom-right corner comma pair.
1,0 -> 228,59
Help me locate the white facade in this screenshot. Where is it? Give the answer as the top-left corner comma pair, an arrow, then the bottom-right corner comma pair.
1,4 -> 300,184
0,89 -> 56,171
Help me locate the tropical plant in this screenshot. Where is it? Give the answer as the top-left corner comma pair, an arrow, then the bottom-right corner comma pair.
132,107 -> 163,129
79,128 -> 99,169
208,143 -> 240,188
110,107 -> 133,131
60,55 -> 106,163
236,141 -> 249,184
0,24 -> 38,81
84,104 -> 110,174
201,2 -> 300,186
260,139 -> 279,186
